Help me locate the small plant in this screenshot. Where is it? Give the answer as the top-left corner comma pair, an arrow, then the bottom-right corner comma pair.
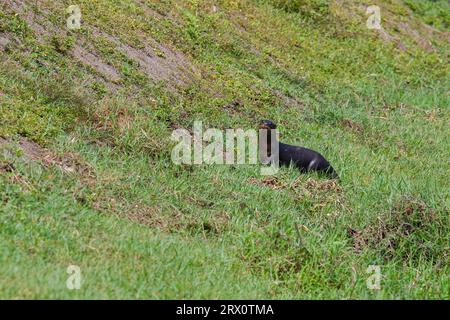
50,34 -> 76,55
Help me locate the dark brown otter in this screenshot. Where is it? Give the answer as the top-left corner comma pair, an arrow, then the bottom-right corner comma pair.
259,120 -> 339,179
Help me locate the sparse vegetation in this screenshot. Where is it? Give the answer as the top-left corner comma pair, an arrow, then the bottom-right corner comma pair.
0,0 -> 449,299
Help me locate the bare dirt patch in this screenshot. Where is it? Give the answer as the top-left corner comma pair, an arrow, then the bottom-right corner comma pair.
347,196 -> 446,262
88,24 -> 200,88
222,99 -> 244,115
248,176 -> 286,190
3,1 -> 122,90
3,0 -> 56,40
340,119 -> 364,134
71,44 -> 121,83
301,178 -> 343,194
4,0 -> 199,90
292,177 -> 345,214
0,136 -> 95,183
119,40 -> 198,87
249,176 -> 343,194
397,22 -> 434,52
0,33 -> 11,51
272,89 -> 305,110
353,3 -> 448,53
377,27 -> 407,52
133,0 -> 172,22
248,176 -> 345,215
93,196 -> 230,235
129,205 -> 176,230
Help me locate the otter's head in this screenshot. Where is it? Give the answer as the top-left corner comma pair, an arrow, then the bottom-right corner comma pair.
259,120 -> 277,130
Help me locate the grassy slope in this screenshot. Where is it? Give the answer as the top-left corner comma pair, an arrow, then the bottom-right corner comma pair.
0,0 -> 449,298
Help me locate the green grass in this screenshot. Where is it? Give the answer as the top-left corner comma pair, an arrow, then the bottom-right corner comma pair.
0,0 -> 449,299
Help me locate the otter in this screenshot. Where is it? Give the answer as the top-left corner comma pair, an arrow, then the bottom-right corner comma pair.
259,120 -> 339,179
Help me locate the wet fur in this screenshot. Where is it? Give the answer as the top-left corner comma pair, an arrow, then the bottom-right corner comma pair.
260,120 -> 339,179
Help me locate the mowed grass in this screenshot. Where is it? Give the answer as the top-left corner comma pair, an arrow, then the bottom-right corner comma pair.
0,0 -> 449,298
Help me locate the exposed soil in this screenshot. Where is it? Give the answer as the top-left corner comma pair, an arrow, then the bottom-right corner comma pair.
0,33 -> 11,51
301,178 -> 343,193
398,22 -> 434,52
3,0 -> 56,40
0,136 -> 95,183
272,89 -> 305,110
347,196 -> 445,262
340,119 -> 364,134
118,40 -> 198,87
71,44 -> 121,83
249,176 -> 343,197
3,0 -> 198,91
248,176 -> 286,190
